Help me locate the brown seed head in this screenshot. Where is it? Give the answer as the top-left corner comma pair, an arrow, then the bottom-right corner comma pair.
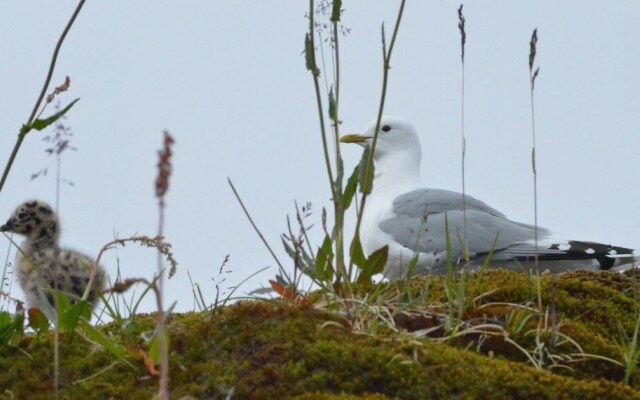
155,131 -> 175,199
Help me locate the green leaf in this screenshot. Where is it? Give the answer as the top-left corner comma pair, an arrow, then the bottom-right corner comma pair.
364,246 -> 388,275
304,34 -> 318,75
0,311 -> 11,327
78,318 -> 135,368
55,290 -> 72,312
335,155 -> 344,189
407,253 -> 420,277
30,98 -> 80,132
314,235 -> 334,282
358,245 -> 388,285
19,124 -> 30,136
358,145 -> 374,195
56,291 -> 91,332
0,312 -> 15,345
328,86 -> 337,122
0,309 -> 25,345
349,234 -> 366,269
445,213 -> 453,274
300,252 -> 316,278
343,164 -> 359,210
479,232 -> 500,271
33,288 -> 55,324
10,310 -> 24,345
330,0 -> 342,22
0,325 -> 13,345
281,237 -> 297,259
282,236 -> 314,273
149,330 -> 170,365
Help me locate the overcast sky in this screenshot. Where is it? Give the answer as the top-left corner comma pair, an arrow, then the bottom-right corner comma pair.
1,1 -> 639,315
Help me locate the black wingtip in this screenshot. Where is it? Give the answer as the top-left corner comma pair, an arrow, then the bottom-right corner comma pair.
569,241 -> 634,270
510,240 -> 635,271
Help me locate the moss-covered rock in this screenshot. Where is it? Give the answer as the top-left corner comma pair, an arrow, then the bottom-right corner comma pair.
0,269 -> 639,399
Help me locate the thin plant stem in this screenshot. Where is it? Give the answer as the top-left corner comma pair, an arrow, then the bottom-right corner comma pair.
458,5 -> 468,260
227,178 -> 286,273
528,29 -> 540,269
55,155 -> 61,214
330,14 -> 346,283
294,201 -> 315,260
0,0 -> 86,194
156,200 -> 169,400
349,0 -> 406,276
318,30 -> 331,96
154,131 -> 174,400
0,234 -> 13,311
333,22 -> 341,103
306,0 -> 348,284
307,0 -> 337,202
53,157 -> 61,399
53,323 -> 60,399
530,89 -> 538,267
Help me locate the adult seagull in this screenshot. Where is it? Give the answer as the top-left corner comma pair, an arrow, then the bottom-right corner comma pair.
340,116 -> 639,279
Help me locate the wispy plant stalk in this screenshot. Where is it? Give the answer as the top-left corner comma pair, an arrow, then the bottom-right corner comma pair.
457,4 -> 469,261
227,178 -> 286,274
528,29 -> 540,267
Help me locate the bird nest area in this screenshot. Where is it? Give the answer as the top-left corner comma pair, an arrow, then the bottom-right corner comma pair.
1,269 -> 640,399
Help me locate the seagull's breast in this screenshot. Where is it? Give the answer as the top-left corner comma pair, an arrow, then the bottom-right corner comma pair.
360,179 -> 426,279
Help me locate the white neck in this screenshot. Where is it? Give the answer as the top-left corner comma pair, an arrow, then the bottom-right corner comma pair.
372,148 -> 422,198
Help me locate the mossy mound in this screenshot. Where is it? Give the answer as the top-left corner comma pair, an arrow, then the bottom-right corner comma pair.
0,269 -> 639,399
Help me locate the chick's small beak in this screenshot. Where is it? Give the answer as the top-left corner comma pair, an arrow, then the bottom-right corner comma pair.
339,134 -> 371,144
0,219 -> 14,232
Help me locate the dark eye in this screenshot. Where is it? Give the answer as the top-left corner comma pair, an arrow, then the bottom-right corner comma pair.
382,125 -> 391,132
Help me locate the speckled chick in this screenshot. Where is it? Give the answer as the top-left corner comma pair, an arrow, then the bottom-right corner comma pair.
0,200 -> 105,310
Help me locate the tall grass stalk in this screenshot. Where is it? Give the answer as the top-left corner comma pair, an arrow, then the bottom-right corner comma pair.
329,1 -> 346,287
227,178 -> 286,274
528,29 -> 540,268
457,4 -> 469,261
305,0 -> 348,284
154,131 -> 174,400
349,0 -> 406,277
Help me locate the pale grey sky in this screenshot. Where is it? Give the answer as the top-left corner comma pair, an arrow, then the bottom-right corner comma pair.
1,2 -> 639,313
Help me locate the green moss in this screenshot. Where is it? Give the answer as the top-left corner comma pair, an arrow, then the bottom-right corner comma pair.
1,269 -> 640,398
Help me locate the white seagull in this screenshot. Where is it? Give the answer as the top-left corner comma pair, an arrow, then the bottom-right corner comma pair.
340,116 -> 639,279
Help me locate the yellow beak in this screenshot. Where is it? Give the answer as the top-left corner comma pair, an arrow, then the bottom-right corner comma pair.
339,134 -> 370,144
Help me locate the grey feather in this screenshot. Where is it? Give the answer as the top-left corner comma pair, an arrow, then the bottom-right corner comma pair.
379,188 -> 553,259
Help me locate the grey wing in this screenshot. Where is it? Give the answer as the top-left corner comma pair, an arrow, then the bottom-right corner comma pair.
379,188 -> 551,258
391,189 -> 506,218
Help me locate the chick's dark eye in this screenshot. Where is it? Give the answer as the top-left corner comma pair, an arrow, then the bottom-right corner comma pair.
382,125 -> 391,132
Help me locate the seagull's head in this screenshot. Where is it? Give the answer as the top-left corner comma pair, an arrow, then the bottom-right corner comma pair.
0,200 -> 59,242
340,116 -> 422,163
